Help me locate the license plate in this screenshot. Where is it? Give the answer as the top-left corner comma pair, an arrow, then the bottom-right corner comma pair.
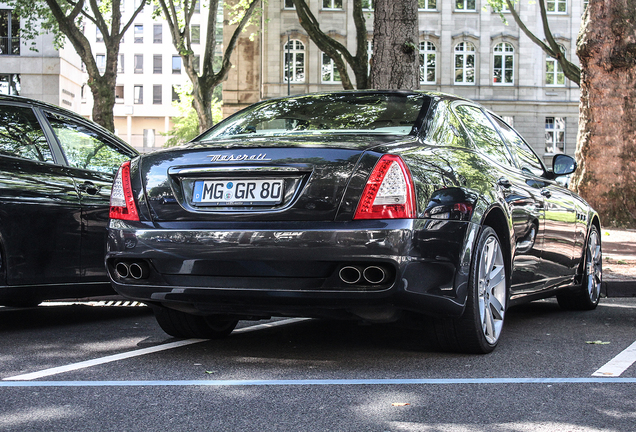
192,179 -> 284,206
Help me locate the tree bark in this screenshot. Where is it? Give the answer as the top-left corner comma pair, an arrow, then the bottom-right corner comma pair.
574,0 -> 636,227
369,0 -> 419,90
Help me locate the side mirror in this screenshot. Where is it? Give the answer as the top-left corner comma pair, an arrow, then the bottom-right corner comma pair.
552,154 -> 577,176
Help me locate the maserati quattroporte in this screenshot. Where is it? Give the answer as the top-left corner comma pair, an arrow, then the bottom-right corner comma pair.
106,91 -> 602,353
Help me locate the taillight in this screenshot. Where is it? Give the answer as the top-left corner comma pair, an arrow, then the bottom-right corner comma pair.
109,161 -> 139,221
354,154 -> 416,220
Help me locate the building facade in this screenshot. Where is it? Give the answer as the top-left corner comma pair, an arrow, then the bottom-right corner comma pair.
0,4 -> 84,112
224,0 -> 585,163
78,2 -> 218,152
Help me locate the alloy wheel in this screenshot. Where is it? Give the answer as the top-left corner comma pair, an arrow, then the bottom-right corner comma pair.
477,234 -> 507,345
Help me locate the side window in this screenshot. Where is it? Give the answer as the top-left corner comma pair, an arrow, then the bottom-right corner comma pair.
425,102 -> 470,148
454,105 -> 515,167
0,105 -> 53,163
491,116 -> 546,177
45,112 -> 130,174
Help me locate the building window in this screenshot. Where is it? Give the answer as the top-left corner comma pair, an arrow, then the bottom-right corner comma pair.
194,0 -> 201,13
321,53 -> 341,83
191,25 -> 200,44
115,85 -> 124,101
172,55 -> 181,74
545,117 -> 565,154
134,54 -> 143,73
193,55 -> 200,74
546,0 -> 567,13
134,85 -> 143,104
153,54 -> 162,74
96,27 -> 103,42
283,39 -> 305,83
454,42 -> 476,84
322,0 -> 343,10
0,9 -> 20,55
419,41 -> 436,84
153,85 -> 162,104
172,85 -> 180,102
418,0 -> 436,10
546,58 -> 565,86
134,24 -> 143,43
118,54 -> 124,73
0,74 -> 20,95
362,0 -> 373,10
153,24 -> 162,43
96,54 -> 106,74
284,0 -> 295,8
493,42 -> 514,85
455,0 -> 476,11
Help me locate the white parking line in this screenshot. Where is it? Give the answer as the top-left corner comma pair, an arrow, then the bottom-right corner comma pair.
2,318 -> 310,382
1,377 -> 636,388
592,340 -> 636,377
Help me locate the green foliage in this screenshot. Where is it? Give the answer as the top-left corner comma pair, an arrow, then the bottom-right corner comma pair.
163,84 -> 223,147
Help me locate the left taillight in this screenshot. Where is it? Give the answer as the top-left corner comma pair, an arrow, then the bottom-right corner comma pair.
354,154 -> 416,220
109,160 -> 139,221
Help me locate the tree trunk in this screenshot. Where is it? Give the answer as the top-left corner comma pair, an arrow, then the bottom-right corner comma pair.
574,0 -> 636,227
369,0 -> 419,89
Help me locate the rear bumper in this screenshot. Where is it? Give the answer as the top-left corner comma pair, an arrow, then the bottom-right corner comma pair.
106,218 -> 479,320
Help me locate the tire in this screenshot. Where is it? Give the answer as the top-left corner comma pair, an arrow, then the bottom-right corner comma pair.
557,225 -> 602,311
430,226 -> 508,354
153,306 -> 238,339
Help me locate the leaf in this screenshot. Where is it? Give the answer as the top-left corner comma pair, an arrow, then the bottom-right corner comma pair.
392,403 -> 410,407
205,370 -> 217,374
586,340 -> 610,345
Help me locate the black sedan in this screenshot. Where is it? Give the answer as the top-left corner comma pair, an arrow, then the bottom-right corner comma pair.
106,91 -> 602,353
0,95 -> 137,306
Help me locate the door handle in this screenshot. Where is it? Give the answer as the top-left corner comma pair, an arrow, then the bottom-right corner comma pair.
541,189 -> 552,198
497,177 -> 512,188
77,181 -> 101,195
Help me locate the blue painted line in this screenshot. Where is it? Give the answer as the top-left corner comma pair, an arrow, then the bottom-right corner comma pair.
1,378 -> 635,387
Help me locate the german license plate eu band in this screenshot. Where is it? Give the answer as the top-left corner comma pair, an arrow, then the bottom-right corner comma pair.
192,179 -> 284,206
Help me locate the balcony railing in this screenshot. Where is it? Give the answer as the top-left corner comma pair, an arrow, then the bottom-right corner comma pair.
0,37 -> 20,55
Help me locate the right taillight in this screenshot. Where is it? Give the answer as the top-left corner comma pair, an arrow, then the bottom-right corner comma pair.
109,161 -> 139,221
354,154 -> 416,220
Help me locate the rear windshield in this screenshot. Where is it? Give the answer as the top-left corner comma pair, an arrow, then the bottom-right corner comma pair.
198,93 -> 430,140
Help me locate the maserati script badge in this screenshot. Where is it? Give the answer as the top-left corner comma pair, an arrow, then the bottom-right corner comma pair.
209,154 -> 272,162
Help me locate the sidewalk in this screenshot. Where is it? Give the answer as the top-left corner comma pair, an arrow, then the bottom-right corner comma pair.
602,228 -> 636,297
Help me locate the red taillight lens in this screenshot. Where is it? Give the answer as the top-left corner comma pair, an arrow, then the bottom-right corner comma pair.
354,155 -> 416,220
109,161 -> 139,221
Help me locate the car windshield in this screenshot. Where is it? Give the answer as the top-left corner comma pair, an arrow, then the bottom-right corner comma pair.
198,93 -> 429,140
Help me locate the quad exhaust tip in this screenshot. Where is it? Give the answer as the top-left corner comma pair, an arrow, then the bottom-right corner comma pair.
339,265 -> 388,285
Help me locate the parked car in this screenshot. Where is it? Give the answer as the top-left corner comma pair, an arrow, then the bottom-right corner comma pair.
0,95 -> 138,307
106,91 -> 601,353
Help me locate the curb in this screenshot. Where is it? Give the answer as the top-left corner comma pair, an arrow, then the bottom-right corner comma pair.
603,281 -> 636,298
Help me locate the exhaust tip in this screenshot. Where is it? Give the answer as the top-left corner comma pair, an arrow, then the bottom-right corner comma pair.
339,266 -> 362,284
129,262 -> 149,280
363,266 -> 386,285
115,262 -> 130,279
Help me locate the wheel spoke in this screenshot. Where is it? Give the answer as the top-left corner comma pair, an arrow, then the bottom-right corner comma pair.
489,295 -> 505,320
489,264 -> 505,290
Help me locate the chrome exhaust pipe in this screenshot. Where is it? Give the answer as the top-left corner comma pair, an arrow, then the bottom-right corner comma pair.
129,262 -> 149,280
115,262 -> 130,279
363,266 -> 386,284
339,266 -> 362,284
